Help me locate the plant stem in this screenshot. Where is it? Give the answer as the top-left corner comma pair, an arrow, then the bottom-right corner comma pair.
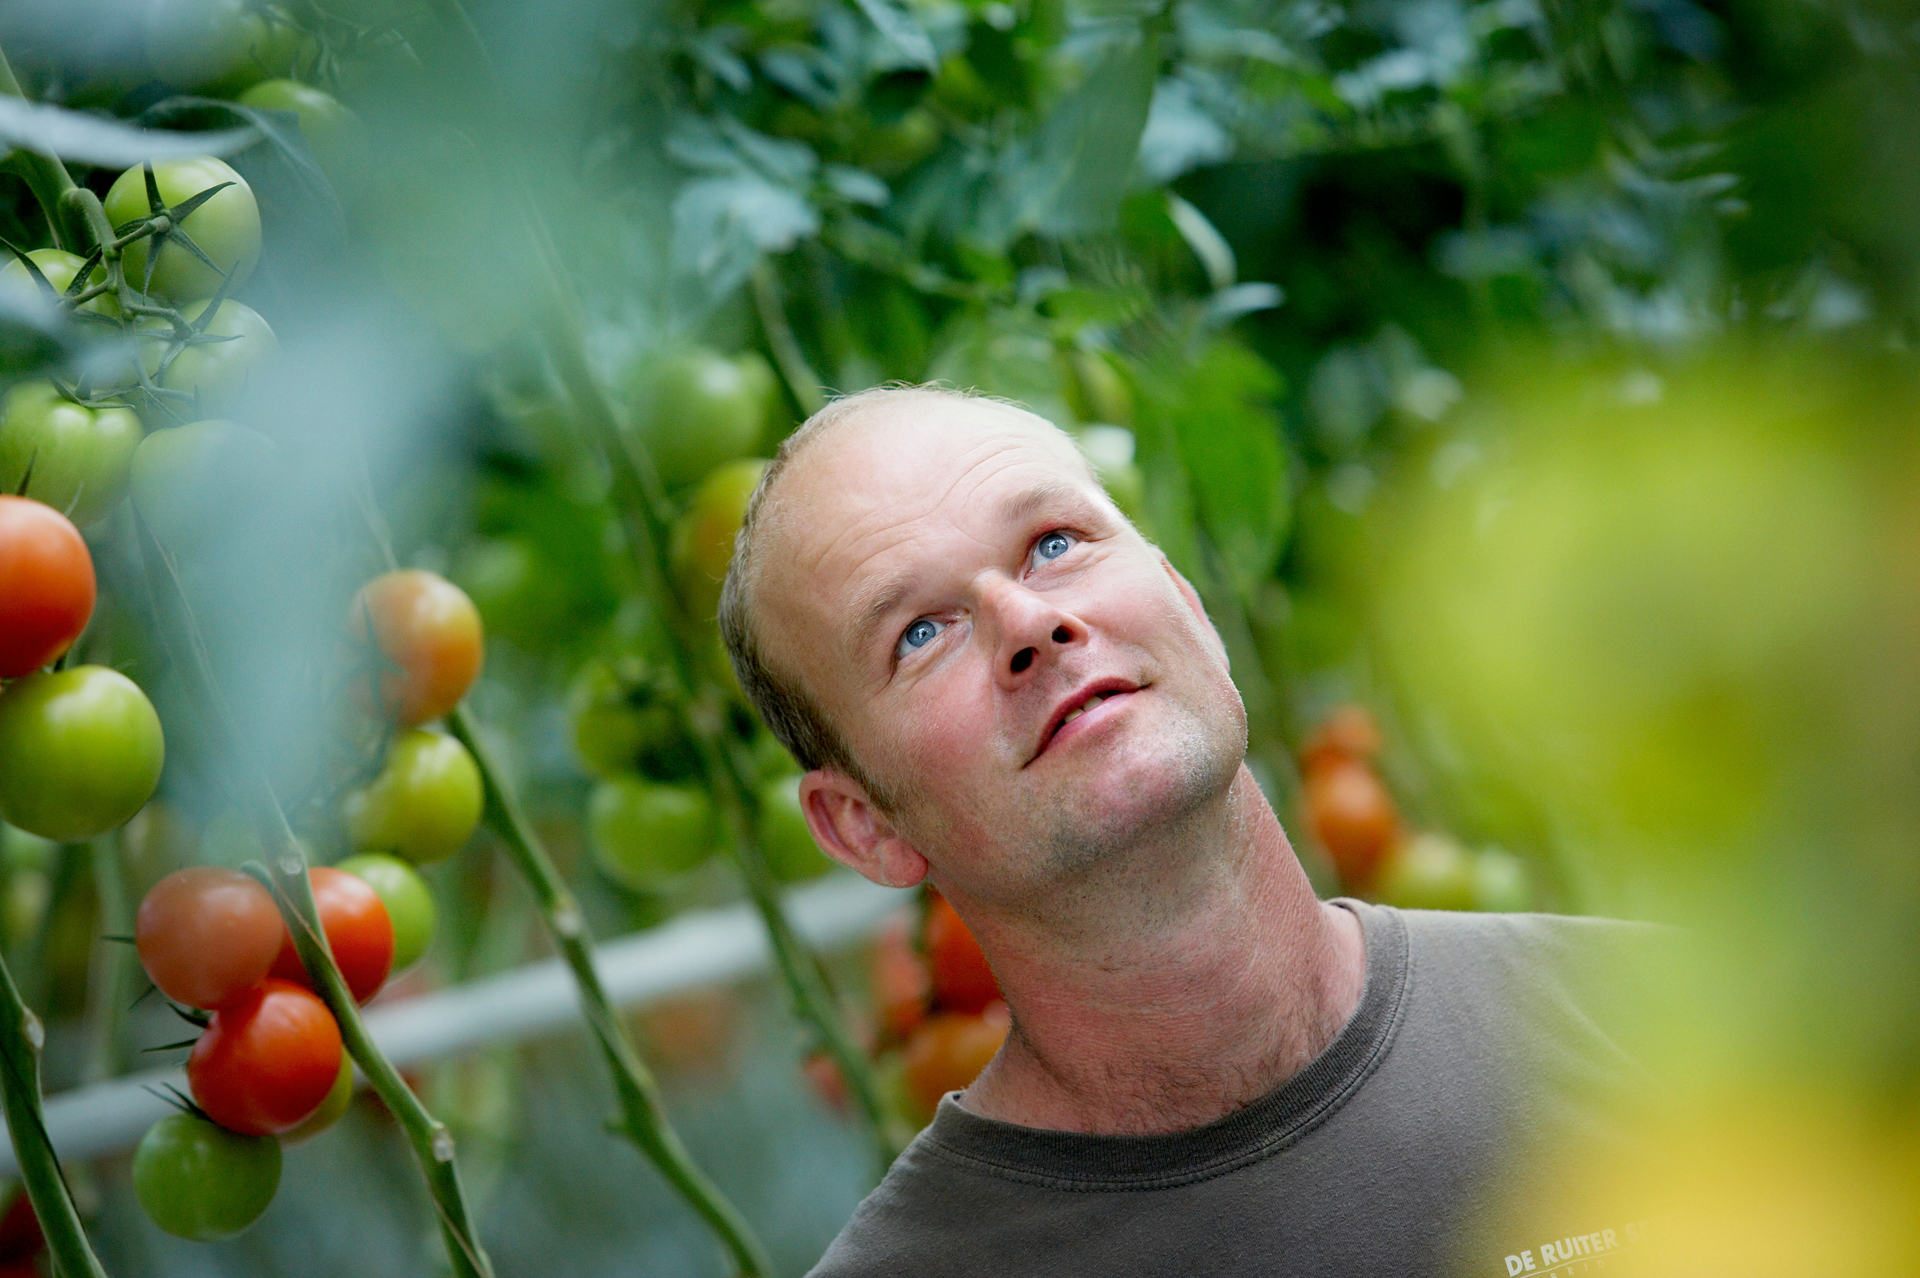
752,260 -> 826,417
81,836 -> 135,1085
0,954 -> 110,1278
447,708 -> 771,1278
132,517 -> 495,1278
0,45 -> 82,251
422,0 -> 897,1174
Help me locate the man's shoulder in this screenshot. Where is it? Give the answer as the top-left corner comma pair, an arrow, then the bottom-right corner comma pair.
804,1134 -> 1003,1278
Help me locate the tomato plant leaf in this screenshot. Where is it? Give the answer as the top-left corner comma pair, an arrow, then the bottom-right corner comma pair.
0,97 -> 258,167
848,0 -> 938,71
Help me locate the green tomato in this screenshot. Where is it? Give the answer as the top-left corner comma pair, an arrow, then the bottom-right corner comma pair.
1470,848 -> 1534,913
0,381 -> 142,525
566,659 -> 699,781
139,299 -> 278,412
279,1053 -> 354,1146
236,79 -> 361,174
129,419 -> 281,553
588,777 -> 717,892
144,0 -> 313,95
336,853 -> 436,971
343,730 -> 484,865
757,774 -> 833,883
133,1111 -> 281,1241
670,458 -> 768,623
104,158 -> 261,302
0,667 -> 165,841
621,348 -> 776,490
0,248 -> 119,319
1377,832 -> 1476,912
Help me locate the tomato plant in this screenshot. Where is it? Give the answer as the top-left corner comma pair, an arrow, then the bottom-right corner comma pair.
346,570 -> 485,727
187,977 -> 344,1136
588,777 -> 717,892
900,1006 -> 1009,1118
128,419 -> 280,552
0,249 -> 118,318
0,666 -> 163,841
135,866 -> 283,1010
621,348 -> 776,490
757,774 -> 834,883
0,381 -> 142,526
132,1111 -> 282,1241
336,853 -> 436,972
342,729 -> 484,865
924,893 -> 1001,1015
671,458 -> 768,622
103,158 -> 261,302
143,299 -> 279,412
269,866 -> 394,1004
0,495 -> 94,678
144,0 -> 311,95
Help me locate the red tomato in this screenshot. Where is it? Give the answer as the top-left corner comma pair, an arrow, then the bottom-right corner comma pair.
135,867 -> 283,1010
0,1182 -> 43,1263
346,570 -> 484,727
1303,757 -> 1399,889
901,1004 -> 1010,1117
1297,703 -> 1382,774
0,495 -> 95,678
871,915 -> 930,1041
269,867 -> 394,1004
924,892 -> 1000,1015
188,978 -> 344,1136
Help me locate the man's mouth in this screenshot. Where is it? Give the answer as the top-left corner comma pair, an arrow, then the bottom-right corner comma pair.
1031,680 -> 1140,763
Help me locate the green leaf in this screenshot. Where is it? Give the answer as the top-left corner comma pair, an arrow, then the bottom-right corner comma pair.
848,0 -> 938,71
0,97 -> 257,167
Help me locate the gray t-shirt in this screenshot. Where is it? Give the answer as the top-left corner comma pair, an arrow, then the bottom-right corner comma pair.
811,901 -> 1657,1278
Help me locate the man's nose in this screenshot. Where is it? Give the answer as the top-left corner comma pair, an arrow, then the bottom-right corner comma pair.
983,579 -> 1084,683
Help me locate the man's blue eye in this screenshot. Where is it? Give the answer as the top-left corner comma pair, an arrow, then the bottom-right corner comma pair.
897,618 -> 943,657
1035,531 -> 1073,562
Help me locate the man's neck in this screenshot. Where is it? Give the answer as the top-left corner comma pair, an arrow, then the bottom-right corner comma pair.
952,766 -> 1367,1136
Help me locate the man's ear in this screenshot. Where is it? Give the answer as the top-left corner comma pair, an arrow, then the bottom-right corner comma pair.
798,769 -> 929,889
1160,554 -> 1230,668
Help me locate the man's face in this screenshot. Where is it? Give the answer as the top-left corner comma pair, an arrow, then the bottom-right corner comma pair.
758,397 -> 1248,909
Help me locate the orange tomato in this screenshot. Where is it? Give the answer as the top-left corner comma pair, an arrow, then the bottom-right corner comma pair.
346,570 -> 484,726
872,915 -> 931,1041
902,1005 -> 1010,1117
0,495 -> 95,678
269,867 -> 394,1004
1303,757 -> 1399,888
924,892 -> 1001,1015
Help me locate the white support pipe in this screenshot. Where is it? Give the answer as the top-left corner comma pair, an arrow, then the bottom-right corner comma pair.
0,874 -> 911,1176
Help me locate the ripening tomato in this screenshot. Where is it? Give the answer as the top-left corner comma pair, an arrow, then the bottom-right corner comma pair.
104,158 -> 261,302
278,1052 -> 353,1146
1298,704 -> 1382,776
871,915 -> 931,1042
346,570 -> 485,727
670,458 -> 767,623
132,1111 -> 281,1241
342,729 -> 483,865
901,1005 -> 1009,1118
1302,757 -> 1399,888
0,381 -> 142,526
0,248 -> 118,318
924,892 -> 1001,1015
268,867 -> 394,1003
188,978 -> 343,1136
135,866 -> 283,1010
0,495 -> 94,678
336,853 -> 435,972
0,667 -> 164,841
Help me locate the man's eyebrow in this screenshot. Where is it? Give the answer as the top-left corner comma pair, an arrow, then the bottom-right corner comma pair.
850,570 -> 916,659
996,480 -> 1095,526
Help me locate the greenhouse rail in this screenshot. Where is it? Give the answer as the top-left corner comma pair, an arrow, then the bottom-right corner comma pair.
0,875 -> 909,1177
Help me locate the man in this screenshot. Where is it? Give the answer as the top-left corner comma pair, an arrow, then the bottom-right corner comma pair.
719,387 -> 1652,1277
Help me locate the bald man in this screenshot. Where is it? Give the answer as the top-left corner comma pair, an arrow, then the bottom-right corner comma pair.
719,387 -> 1652,1277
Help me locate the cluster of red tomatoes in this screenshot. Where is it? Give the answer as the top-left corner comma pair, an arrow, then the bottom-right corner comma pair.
1300,704 -> 1533,912
120,566 -> 485,1241
808,888 -> 1010,1125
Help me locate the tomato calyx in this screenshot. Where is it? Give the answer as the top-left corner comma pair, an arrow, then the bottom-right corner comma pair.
112,163 -> 238,300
